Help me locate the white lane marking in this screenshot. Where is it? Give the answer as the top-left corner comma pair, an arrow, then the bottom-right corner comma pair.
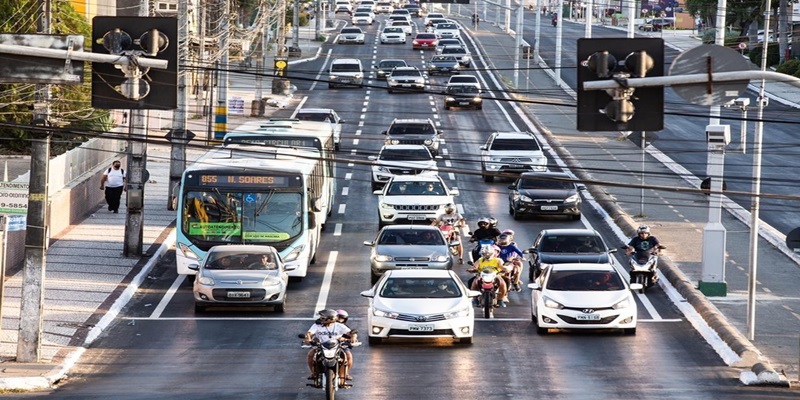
441,148 -> 449,156
338,204 -> 346,214
449,172 -> 456,180
309,49 -> 333,91
444,160 -> 452,167
345,173 -> 352,180
334,223 -> 343,236
295,96 -> 309,111
353,138 -> 360,145
342,187 -> 349,196
149,274 -> 186,319
362,107 -> 368,112
636,292 -> 662,320
313,251 -> 338,315
457,204 -> 465,214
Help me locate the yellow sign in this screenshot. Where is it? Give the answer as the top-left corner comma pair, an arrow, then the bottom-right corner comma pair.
275,60 -> 287,69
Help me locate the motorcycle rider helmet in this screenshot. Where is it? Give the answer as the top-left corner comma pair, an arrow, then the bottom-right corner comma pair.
319,309 -> 338,323
444,203 -> 455,214
502,229 -> 515,237
488,217 -> 498,228
477,217 -> 489,228
497,234 -> 510,246
336,309 -> 349,323
480,245 -> 494,258
637,225 -> 651,236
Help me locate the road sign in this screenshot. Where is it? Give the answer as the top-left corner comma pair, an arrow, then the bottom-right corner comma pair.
0,182 -> 29,215
6,215 -> 26,231
669,44 -> 750,106
0,34 -> 85,85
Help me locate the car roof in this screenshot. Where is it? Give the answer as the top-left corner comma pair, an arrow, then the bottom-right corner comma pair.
392,66 -> 419,71
332,58 -> 361,64
379,58 -> 407,64
341,27 -> 363,31
492,131 -> 535,139
383,269 -> 454,278
387,175 -> 442,183
540,228 -> 602,237
381,144 -> 431,151
381,224 -> 440,232
296,108 -> 335,113
548,263 -> 616,272
520,171 -> 571,180
449,75 -> 478,80
391,118 -> 432,123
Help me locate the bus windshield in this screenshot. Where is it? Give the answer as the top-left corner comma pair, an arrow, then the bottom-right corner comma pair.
182,190 -> 303,245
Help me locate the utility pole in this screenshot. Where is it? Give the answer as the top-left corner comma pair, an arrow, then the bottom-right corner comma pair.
195,0 -> 206,116
554,0 -> 563,86
167,0 -> 189,210
293,0 -> 300,47
124,0 -> 150,257
214,0 -> 229,140
17,0 -> 51,363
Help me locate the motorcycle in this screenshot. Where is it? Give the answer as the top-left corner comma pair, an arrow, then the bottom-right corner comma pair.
624,245 -> 666,293
439,224 -> 463,262
468,237 -> 496,263
471,267 -> 502,318
301,335 -> 360,400
552,16 -> 558,27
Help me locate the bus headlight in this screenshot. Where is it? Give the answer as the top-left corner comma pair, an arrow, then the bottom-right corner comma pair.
284,245 -> 306,262
178,243 -> 199,260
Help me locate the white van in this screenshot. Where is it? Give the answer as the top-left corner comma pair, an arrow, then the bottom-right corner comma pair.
329,58 -> 364,88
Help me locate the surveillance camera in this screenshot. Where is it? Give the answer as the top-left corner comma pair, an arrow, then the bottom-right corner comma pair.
733,97 -> 750,107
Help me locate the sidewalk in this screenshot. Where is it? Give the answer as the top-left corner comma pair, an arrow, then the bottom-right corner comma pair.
0,25 -> 329,390
465,18 -> 797,387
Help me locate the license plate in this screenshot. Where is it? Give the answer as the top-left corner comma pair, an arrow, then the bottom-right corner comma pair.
459,102 -> 470,105
408,215 -> 427,220
401,266 -> 423,269
421,44 -> 428,46
227,291 -> 250,298
402,84 -> 411,87
576,314 -> 600,321
408,324 -> 434,332
340,79 -> 352,83
540,205 -> 558,211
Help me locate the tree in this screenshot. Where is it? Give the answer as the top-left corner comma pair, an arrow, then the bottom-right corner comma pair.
685,0 -> 764,41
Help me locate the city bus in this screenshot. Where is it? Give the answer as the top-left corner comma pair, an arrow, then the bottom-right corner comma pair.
175,149 -> 325,279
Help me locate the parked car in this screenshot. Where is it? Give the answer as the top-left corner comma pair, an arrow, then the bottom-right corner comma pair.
507,171 -> 582,220
528,263 -> 640,334
443,84 -> 482,110
363,225 -> 454,283
189,245 -> 293,312
480,131 -> 548,182
292,108 -> 345,151
524,228 -> 617,280
375,58 -> 408,80
412,33 -> 439,50
638,18 -> 674,32
428,55 -> 461,75
369,144 -> 439,190
387,66 -> 425,93
380,26 -> 407,44
338,27 -> 366,44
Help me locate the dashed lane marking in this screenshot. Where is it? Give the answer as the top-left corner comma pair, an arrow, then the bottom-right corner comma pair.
334,223 -> 343,236
338,204 -> 346,214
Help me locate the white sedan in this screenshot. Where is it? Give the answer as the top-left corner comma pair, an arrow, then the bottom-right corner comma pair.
361,269 -> 478,344
352,11 -> 375,25
528,263 -> 641,334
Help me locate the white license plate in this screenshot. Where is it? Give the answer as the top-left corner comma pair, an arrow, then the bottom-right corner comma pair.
576,314 -> 600,321
421,44 -> 428,46
401,266 -> 423,269
408,324 -> 434,332
459,102 -> 470,105
401,84 -> 412,87
227,291 -> 250,298
408,215 -> 427,220
540,205 -> 559,211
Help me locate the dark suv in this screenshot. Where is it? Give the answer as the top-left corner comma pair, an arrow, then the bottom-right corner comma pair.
507,172 -> 582,220
382,118 -> 442,156
524,228 -> 617,280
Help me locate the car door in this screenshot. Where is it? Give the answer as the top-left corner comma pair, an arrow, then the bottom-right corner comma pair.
528,231 -> 544,272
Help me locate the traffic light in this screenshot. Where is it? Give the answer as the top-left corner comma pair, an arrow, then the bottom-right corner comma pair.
576,38 -> 664,132
92,17 -> 177,110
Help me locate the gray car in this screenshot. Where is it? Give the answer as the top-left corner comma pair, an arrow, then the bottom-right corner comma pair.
189,245 -> 295,312
364,225 -> 454,283
428,55 -> 461,75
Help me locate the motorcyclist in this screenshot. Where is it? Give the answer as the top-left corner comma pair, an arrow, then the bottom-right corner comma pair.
497,234 -> 524,291
336,309 -> 358,344
468,246 -> 509,307
305,309 -> 354,382
625,225 -> 663,283
433,203 -> 465,263
469,217 -> 502,261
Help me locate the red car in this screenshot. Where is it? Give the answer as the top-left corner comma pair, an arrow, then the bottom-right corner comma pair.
413,33 -> 439,50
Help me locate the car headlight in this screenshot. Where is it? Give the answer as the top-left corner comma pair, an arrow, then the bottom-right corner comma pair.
413,40 -> 419,45
613,298 -> 632,310
283,245 -> 305,262
374,254 -> 393,262
433,255 -> 449,262
424,139 -> 433,145
542,295 -> 564,309
355,74 -> 363,79
329,75 -> 337,80
377,70 -> 386,76
178,243 -> 199,260
376,166 -> 389,172
262,277 -> 282,287
197,275 -> 215,286
444,307 -> 471,319
388,79 -> 398,84
390,139 -> 400,145
565,194 -> 579,203
373,308 -> 399,319
473,97 -> 482,102
445,96 -> 455,102
519,194 -> 532,202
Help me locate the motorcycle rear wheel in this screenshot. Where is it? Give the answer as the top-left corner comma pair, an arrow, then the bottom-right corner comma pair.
635,274 -> 647,294
482,292 -> 493,319
325,369 -> 337,400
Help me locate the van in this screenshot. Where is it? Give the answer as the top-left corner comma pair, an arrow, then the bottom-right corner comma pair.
329,58 -> 364,88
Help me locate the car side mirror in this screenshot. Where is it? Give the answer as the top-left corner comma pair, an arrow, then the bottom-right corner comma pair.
285,264 -> 297,271
608,248 -> 618,254
528,283 -> 541,290
363,241 -> 375,246
629,283 -> 643,291
373,189 -> 382,195
507,184 -> 516,190
467,290 -> 481,298
340,120 -> 346,124
360,290 -> 375,298
381,130 -> 388,135
368,155 -> 377,161
479,145 -> 487,151
188,264 -> 199,271
449,187 -> 459,196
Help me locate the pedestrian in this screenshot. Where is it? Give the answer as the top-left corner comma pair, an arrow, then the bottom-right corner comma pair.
122,111 -> 128,124
472,13 -> 480,27
100,160 -> 126,213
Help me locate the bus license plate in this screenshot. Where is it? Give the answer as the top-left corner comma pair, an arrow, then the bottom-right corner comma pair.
576,314 -> 600,321
540,205 -> 558,211
227,291 -> 251,298
408,324 -> 434,332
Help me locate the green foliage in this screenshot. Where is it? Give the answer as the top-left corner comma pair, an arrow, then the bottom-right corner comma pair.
775,59 -> 800,76
0,0 -> 97,155
794,67 -> 800,79
285,9 -> 311,27
700,28 -> 741,48
748,43 -> 780,67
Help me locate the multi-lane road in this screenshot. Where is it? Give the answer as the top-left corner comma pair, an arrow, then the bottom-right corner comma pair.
29,13 -> 798,399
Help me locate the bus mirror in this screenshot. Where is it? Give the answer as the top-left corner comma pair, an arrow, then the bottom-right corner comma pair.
310,197 -> 322,212
307,211 -> 317,229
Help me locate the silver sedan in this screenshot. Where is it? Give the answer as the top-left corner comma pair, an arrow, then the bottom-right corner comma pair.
364,225 -> 454,284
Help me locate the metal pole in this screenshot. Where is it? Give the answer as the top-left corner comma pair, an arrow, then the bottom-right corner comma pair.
0,216 -> 6,333
640,131 -> 645,217
196,0 -> 206,116
293,0 -> 300,47
214,0 -> 230,141
554,0 -> 563,86
168,0 -> 189,211
505,0 -> 511,32
315,0 -> 321,39
626,0 -> 633,38
740,107 -> 747,154
534,0 -> 541,60
746,2 -> 772,342
584,0 -> 592,37
514,3 -> 523,88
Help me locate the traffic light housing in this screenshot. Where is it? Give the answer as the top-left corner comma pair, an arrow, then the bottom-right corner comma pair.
91,17 -> 177,110
576,38 -> 664,132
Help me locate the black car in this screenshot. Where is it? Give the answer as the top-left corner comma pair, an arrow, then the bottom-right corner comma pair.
375,59 -> 408,80
507,172 -> 582,220
444,84 -> 482,110
403,3 -> 421,17
524,228 -> 616,280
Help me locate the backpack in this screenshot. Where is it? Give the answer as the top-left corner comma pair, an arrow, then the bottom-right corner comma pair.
107,167 -> 125,175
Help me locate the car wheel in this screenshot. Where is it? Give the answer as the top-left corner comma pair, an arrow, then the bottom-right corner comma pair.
368,336 -> 383,345
194,303 -> 206,313
459,336 -> 473,344
328,83 -> 335,89
483,174 -> 493,183
275,300 -> 285,313
623,327 -> 637,335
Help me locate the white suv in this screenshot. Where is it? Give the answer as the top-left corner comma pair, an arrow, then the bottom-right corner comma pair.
369,144 -> 439,191
480,131 -> 549,182
329,58 -> 364,88
375,175 -> 460,228
387,66 -> 425,92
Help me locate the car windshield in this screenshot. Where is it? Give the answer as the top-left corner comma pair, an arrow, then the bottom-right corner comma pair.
490,138 -> 540,151
295,112 -> 333,122
388,123 -> 434,135
206,252 -> 278,271
393,21 -> 410,26
438,40 -> 460,47
391,69 -> 421,77
447,85 -> 479,94
380,60 -> 406,68
332,64 -> 361,72
378,229 -> 445,245
380,278 -> 462,298
519,177 -> 573,190
380,148 -> 431,161
386,181 -> 445,195
546,270 -> 624,291
432,56 -> 457,63
450,76 -> 477,84
441,47 -> 466,55
342,28 -> 362,34
354,12 -> 370,16
539,235 -> 604,253
416,34 -> 437,39
436,24 -> 457,29
383,28 -> 403,34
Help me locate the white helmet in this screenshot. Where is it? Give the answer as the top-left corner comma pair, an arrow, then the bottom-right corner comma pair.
477,217 -> 490,227
637,225 -> 650,235
444,203 -> 455,214
480,245 -> 494,257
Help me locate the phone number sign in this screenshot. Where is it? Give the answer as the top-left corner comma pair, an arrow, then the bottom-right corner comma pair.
0,182 -> 29,215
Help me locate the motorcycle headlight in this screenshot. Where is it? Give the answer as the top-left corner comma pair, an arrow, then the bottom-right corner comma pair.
197,275 -> 215,286
542,295 -> 564,309
373,308 -> 399,319
178,243 -> 199,260
519,194 -> 532,202
433,255 -> 449,262
283,245 -> 305,262
374,254 -> 393,262
444,307 -> 471,319
565,193 -> 580,203
613,298 -> 632,309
